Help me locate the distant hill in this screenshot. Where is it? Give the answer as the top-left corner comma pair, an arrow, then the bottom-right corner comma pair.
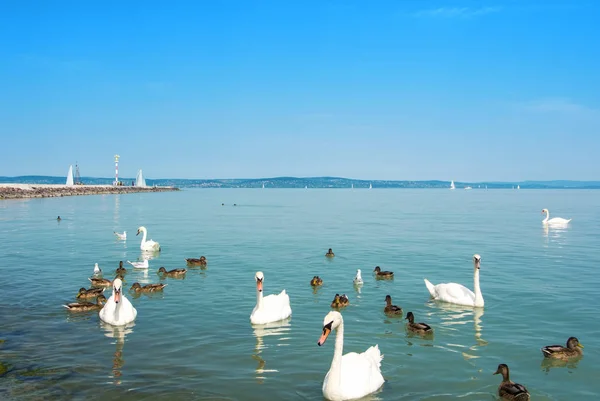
1,176 -> 599,189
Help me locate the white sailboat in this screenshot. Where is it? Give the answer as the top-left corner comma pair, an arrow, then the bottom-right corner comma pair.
369,183 -> 372,189
66,165 -> 74,186
517,185 -> 520,190
450,180 -> 455,190
351,183 -> 354,189
262,183 -> 265,189
135,169 -> 146,187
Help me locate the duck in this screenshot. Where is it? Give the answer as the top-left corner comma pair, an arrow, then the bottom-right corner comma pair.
116,261 -> 127,275
541,209 -> 571,225
63,295 -> 107,312
317,311 -> 385,401
250,271 -> 292,325
99,278 -> 137,326
127,259 -> 149,269
136,226 -> 161,252
325,248 -> 335,257
405,312 -> 433,334
76,287 -> 105,299
93,263 -> 102,276
89,277 -> 114,288
383,295 -> 402,316
493,364 -> 530,401
373,266 -> 394,278
185,256 -> 207,266
424,254 -> 484,307
353,269 -> 363,285
330,294 -> 349,308
158,267 -> 187,277
114,230 -> 127,240
130,282 -> 168,292
339,294 -> 349,306
311,276 -> 324,286
541,337 -> 584,360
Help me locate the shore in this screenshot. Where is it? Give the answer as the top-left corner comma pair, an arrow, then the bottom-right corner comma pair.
0,184 -> 180,199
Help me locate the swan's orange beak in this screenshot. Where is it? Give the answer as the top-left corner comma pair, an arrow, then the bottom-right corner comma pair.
318,322 -> 333,346
256,279 -> 263,292
114,288 -> 121,304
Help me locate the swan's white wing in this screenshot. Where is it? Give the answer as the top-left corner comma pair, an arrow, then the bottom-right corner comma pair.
99,295 -> 137,326
434,282 -> 475,305
334,348 -> 384,399
252,290 -> 292,324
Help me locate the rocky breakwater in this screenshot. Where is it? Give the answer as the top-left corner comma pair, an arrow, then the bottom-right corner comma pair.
0,184 -> 180,200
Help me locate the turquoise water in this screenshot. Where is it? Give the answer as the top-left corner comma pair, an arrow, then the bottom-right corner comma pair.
1,189 -> 599,400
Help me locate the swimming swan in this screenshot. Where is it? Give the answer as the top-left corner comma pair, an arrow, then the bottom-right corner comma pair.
541,209 -> 571,225
99,278 -> 137,326
317,311 -> 385,401
136,226 -> 161,252
250,271 -> 292,325
424,254 -> 484,307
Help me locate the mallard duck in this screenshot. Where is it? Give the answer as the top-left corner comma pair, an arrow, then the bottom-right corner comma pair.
76,287 -> 105,299
325,248 -> 335,257
89,277 -> 113,287
331,294 -> 349,308
339,294 -> 349,306
311,276 -> 323,286
493,364 -> 530,401
541,337 -> 583,360
130,282 -> 168,292
158,267 -> 187,277
185,256 -> 207,266
374,266 -> 393,278
63,295 -> 107,311
384,295 -> 402,316
116,261 -> 127,276
405,312 -> 433,334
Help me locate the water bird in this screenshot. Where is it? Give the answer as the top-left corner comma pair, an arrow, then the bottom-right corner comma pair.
157,267 -> 186,277
130,282 -> 168,292
330,294 -> 349,308
76,287 -> 105,299
541,337 -> 584,360
424,254 -> 484,307
99,278 -> 137,326
57,216 -> 61,221
541,209 -> 571,225
136,226 -> 161,252
64,295 -> 107,312
311,276 -> 323,286
116,261 -> 127,275
114,231 -> 127,240
405,312 -> 433,334
373,266 -> 394,278
93,263 -> 102,276
353,269 -> 363,285
127,259 -> 149,269
493,364 -> 530,400
89,277 -> 113,288
250,271 -> 292,325
185,256 -> 207,266
384,295 -> 402,316
317,311 -> 384,401
325,248 -> 335,257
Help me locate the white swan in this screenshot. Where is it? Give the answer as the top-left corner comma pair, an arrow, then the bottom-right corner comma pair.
114,231 -> 127,240
353,269 -> 363,285
136,226 -> 160,252
317,311 -> 385,401
93,263 -> 102,275
250,271 -> 292,325
99,278 -> 137,326
126,259 -> 149,269
424,254 -> 484,307
542,209 -> 571,225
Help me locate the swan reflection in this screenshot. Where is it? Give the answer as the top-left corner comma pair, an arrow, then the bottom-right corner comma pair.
140,249 -> 160,260
543,223 -> 570,245
100,321 -> 135,385
251,318 -> 291,384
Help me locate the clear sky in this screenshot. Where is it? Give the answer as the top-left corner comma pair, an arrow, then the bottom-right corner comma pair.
0,0 -> 598,181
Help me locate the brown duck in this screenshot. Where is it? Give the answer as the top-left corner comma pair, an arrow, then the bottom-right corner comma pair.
89,274 -> 124,288
310,276 -> 323,286
331,293 -> 349,308
374,266 -> 394,278
185,256 -> 207,266
63,295 -> 107,312
493,364 -> 530,400
130,282 -> 168,292
405,312 -> 433,334
158,267 -> 187,277
325,248 -> 335,257
116,260 -> 127,276
541,337 -> 584,360
76,287 -> 105,299
384,295 -> 403,316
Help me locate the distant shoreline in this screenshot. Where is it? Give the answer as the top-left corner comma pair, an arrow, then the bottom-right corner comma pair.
0,184 -> 179,200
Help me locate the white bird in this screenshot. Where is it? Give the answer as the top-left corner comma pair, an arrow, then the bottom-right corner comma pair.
93,263 -> 102,275
136,226 -> 160,252
541,209 -> 571,225
317,311 -> 385,401
424,254 -> 484,307
353,269 -> 363,285
126,260 -> 149,269
250,271 -> 292,325
99,278 -> 137,326
114,231 -> 127,240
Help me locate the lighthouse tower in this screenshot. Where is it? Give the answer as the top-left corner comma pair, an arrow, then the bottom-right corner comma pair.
114,154 -> 120,186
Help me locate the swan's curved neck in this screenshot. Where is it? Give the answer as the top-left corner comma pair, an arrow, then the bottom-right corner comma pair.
256,287 -> 263,309
329,321 -> 344,386
543,210 -> 549,223
140,229 -> 147,244
473,267 -> 484,307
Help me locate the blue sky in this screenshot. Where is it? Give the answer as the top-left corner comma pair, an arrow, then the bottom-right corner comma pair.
0,0 -> 598,181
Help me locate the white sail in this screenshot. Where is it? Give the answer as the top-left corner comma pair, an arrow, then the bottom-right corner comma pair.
369,183 -> 372,189
450,180 -> 455,190
66,165 -> 74,186
135,169 -> 146,187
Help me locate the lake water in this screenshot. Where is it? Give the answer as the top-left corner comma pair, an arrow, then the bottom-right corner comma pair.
1,188 -> 599,400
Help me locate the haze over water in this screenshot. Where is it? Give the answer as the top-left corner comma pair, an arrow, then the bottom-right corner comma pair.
1,188 -> 599,400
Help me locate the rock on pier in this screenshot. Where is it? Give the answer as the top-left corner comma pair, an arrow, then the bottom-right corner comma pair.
0,184 -> 180,199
